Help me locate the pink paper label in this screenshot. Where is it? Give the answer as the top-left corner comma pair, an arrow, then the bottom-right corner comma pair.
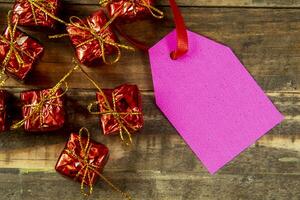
149,30 -> 284,174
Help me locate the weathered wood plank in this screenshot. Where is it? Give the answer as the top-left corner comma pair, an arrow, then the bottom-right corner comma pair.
1,135 -> 300,174
0,5 -> 299,91
0,90 -> 299,175
0,170 -> 299,200
0,1 -> 298,199
2,0 -> 300,7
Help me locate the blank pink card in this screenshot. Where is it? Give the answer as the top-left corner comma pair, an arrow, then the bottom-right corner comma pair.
149,30 -> 284,174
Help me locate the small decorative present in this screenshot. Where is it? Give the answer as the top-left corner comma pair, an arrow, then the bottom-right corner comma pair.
19,88 -> 65,132
11,0 -> 61,28
55,128 -> 109,195
0,12 -> 44,81
66,10 -> 134,65
11,63 -> 79,131
102,0 -> 163,22
0,90 -> 8,132
89,84 -> 143,144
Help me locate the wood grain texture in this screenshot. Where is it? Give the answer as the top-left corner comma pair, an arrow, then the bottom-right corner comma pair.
0,90 -> 299,173
0,170 -> 300,200
0,5 -> 299,91
0,0 -> 299,200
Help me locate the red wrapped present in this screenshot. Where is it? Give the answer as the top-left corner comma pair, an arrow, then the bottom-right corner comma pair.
11,0 -> 61,28
66,10 -> 133,66
93,84 -> 143,138
55,128 -> 109,194
19,88 -> 65,132
0,90 -> 8,132
104,0 -> 163,22
0,22 -> 44,80
11,63 -> 78,131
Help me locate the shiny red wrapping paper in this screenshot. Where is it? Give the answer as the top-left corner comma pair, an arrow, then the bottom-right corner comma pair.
55,133 -> 109,186
66,10 -> 118,65
107,0 -> 155,22
20,88 -> 65,132
96,84 -> 143,135
0,27 -> 44,80
12,0 -> 60,28
0,90 -> 7,132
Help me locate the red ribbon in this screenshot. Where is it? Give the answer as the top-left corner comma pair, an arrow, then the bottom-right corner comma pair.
168,0 -> 188,60
114,0 -> 189,59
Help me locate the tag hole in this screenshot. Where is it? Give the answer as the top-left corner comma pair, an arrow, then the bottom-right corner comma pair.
170,52 -> 176,60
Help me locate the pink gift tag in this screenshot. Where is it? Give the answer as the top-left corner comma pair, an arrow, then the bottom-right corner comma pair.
149,30 -> 284,174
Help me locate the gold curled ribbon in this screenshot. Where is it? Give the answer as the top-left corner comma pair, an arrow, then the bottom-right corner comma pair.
73,59 -> 141,145
0,11 -> 36,86
10,64 -> 79,130
64,127 -> 132,199
99,0 -> 164,19
50,14 -> 134,65
26,0 -> 67,25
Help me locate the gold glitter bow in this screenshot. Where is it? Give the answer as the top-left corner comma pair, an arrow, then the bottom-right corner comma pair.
0,11 -> 36,86
99,0 -> 164,19
64,127 -> 132,199
73,60 -> 141,145
21,84 -> 66,129
50,14 -> 134,65
88,89 -> 142,146
26,0 -> 67,25
10,64 -> 78,130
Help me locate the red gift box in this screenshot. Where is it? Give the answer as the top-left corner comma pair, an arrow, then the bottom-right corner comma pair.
20,88 -> 65,132
12,0 -> 60,28
0,26 -> 44,80
55,130 -> 109,187
96,84 -> 143,136
0,90 -> 8,132
66,10 -> 118,66
106,0 -> 162,22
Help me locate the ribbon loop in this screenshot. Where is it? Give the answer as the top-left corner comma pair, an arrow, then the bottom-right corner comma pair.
64,127 -> 132,199
78,127 -> 91,156
168,0 -> 188,59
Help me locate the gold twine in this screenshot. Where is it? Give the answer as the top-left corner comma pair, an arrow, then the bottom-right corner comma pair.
99,0 -> 164,19
0,11 -> 36,86
26,0 -> 68,25
10,64 -> 79,130
88,92 -> 141,146
50,13 -> 134,65
21,83 -> 67,129
73,59 -> 141,145
64,127 -> 132,199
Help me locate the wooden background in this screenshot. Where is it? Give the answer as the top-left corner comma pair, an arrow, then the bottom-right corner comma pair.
0,0 -> 300,199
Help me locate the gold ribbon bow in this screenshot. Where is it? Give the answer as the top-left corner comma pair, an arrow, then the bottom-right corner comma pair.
74,61 -> 141,145
100,0 -> 164,19
50,14 -> 134,65
26,0 -> 67,25
0,11 -> 36,86
10,64 -> 78,130
21,84 -> 66,129
88,89 -> 142,145
64,127 -> 132,199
